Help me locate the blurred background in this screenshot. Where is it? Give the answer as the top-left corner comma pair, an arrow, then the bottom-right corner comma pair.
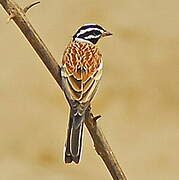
0,0 -> 179,179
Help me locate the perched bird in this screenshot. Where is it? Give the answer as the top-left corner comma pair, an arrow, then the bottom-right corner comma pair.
61,24 -> 112,163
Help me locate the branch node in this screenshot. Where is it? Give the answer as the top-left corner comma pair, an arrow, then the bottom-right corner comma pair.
7,12 -> 15,23
93,115 -> 102,122
23,1 -> 40,13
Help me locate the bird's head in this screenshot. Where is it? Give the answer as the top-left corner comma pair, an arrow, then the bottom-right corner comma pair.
73,24 -> 112,44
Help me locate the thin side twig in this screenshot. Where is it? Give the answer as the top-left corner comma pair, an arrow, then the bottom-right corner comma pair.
23,1 -> 40,13
0,0 -> 127,179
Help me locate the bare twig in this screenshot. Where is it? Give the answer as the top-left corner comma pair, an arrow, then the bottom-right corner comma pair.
93,115 -> 102,121
0,0 -> 127,179
23,1 -> 40,13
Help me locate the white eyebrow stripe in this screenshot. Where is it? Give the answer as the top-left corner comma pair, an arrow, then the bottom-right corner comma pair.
84,23 -> 96,26
77,28 -> 104,37
84,34 -> 101,39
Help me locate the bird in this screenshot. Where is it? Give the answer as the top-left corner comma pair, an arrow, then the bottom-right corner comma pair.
61,24 -> 112,164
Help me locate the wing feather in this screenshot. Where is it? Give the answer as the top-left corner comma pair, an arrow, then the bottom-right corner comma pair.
61,41 -> 102,105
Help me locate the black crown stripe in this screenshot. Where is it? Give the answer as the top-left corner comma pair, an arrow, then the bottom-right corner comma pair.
78,30 -> 101,38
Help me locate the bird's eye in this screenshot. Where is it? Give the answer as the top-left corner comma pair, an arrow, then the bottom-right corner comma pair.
92,31 -> 99,36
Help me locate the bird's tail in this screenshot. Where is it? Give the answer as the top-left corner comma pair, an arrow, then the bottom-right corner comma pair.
65,109 -> 84,164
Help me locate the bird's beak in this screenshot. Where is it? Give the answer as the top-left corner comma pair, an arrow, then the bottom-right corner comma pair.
102,31 -> 113,37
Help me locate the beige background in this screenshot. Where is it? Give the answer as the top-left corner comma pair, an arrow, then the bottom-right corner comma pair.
0,0 -> 179,179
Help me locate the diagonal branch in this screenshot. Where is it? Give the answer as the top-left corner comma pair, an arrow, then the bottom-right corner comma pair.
0,0 -> 127,179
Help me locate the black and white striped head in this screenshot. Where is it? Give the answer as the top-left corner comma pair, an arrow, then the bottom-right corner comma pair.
73,24 -> 112,44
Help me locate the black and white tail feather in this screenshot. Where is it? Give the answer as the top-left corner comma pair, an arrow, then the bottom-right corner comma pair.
65,109 -> 85,163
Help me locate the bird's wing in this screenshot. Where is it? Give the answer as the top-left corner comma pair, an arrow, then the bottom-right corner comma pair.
61,42 -> 102,106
